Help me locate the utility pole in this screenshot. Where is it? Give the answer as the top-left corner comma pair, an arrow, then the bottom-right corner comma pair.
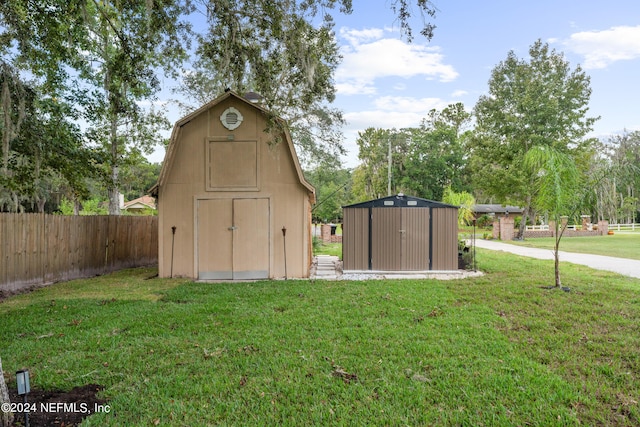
387,134 -> 392,196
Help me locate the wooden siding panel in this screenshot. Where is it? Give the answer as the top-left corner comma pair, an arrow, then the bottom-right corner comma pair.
208,140 -> 259,191
233,198 -> 269,279
197,199 -> 233,279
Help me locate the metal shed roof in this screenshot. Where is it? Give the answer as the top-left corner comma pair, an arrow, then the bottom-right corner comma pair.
343,194 -> 458,209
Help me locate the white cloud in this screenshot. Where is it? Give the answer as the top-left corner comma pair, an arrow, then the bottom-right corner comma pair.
373,96 -> 448,114
451,90 -> 468,98
345,110 -> 420,130
336,27 -> 458,95
339,27 -> 385,45
342,96 -> 448,134
563,25 -> 640,69
393,82 -> 407,91
335,80 -> 377,96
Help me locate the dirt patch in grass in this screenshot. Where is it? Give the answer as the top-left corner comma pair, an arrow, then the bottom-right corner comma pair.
8,384 -> 107,427
0,283 -> 54,304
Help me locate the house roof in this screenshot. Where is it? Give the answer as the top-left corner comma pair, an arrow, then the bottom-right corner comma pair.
473,204 -> 523,215
150,90 -> 315,200
123,195 -> 156,210
343,194 -> 458,209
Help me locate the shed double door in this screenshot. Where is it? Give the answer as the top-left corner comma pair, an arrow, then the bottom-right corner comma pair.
197,198 -> 270,280
371,207 -> 430,270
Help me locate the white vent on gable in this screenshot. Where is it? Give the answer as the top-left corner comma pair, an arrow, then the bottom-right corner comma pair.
220,107 -> 244,131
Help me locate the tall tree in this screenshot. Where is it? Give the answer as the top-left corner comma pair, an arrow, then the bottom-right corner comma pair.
118,150 -> 163,201
606,131 -> 640,223
470,40 -> 598,236
305,160 -> 351,222
178,0 -> 346,165
1,0 -> 192,214
177,0 -> 440,166
352,105 -> 470,202
351,127 -> 409,201
0,61 -> 31,211
400,103 -> 471,200
0,61 -> 96,212
76,0 -> 191,214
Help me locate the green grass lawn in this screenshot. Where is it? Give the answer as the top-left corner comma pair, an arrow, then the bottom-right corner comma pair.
314,242 -> 342,258
1,253 -> 640,426
508,233 -> 640,260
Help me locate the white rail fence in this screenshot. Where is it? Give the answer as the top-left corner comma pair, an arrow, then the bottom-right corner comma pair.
526,223 -> 640,232
608,223 -> 640,232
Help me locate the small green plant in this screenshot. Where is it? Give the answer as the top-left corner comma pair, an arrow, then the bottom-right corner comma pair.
461,250 -> 474,270
458,238 -> 469,255
57,197 -> 108,215
443,186 -> 476,226
458,238 -> 473,269
476,214 -> 493,228
57,197 -> 76,215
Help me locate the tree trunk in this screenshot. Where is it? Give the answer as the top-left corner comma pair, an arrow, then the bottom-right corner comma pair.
107,105 -> 121,215
554,245 -> 562,288
0,356 -> 14,427
518,207 -> 529,239
37,196 -> 46,213
518,195 -> 533,239
554,221 -> 562,288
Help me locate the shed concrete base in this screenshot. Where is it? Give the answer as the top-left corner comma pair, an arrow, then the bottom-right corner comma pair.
341,270 -> 484,281
310,255 -> 484,281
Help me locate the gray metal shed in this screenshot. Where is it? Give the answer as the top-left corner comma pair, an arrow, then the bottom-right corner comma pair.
342,194 -> 459,271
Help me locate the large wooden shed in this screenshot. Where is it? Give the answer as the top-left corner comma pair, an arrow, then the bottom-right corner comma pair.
152,91 -> 315,280
342,194 -> 459,272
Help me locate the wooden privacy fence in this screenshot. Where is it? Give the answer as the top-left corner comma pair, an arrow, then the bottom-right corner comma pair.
1,214 -> 158,293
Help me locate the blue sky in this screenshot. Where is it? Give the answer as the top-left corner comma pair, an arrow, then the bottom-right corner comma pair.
153,1 -> 640,167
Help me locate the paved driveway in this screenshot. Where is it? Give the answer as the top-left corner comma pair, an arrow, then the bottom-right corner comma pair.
475,239 -> 640,280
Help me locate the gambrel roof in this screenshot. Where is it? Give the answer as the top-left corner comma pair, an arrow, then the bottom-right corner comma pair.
151,90 -> 314,200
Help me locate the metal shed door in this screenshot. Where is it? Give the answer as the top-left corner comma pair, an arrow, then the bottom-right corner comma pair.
371,207 -> 430,271
371,208 -> 402,270
197,198 -> 269,279
401,208 -> 430,270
